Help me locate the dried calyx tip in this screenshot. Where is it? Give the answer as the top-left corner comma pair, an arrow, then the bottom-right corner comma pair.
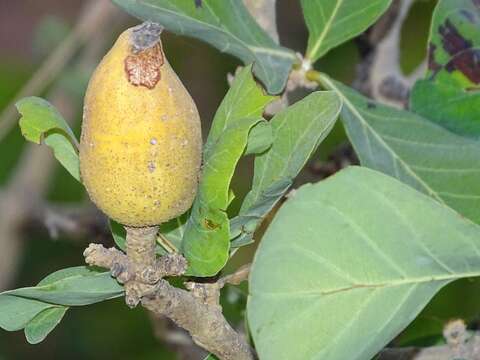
130,21 -> 164,53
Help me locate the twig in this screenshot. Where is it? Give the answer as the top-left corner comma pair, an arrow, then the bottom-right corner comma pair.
218,264 -> 251,287
378,320 -> 480,360
0,0 -> 116,143
27,202 -> 107,241
365,0 -> 426,107
244,0 -> 279,43
83,244 -> 254,360
148,312 -> 206,360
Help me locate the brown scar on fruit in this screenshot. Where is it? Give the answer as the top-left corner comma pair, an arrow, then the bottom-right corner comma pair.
125,44 -> 164,89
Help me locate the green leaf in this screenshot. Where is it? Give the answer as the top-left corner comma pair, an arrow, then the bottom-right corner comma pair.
109,219 -> 127,251
2,266 -> 123,306
248,166 -> 480,360
203,355 -> 219,360
244,121 -> 272,156
410,0 -> 480,137
0,296 -> 54,332
24,306 -> 68,344
158,214 -> 187,253
204,65 -> 275,157
112,0 -> 295,94
0,266 -> 122,343
320,74 -> 480,225
182,117 -> 264,276
232,91 -> 342,246
16,96 -> 80,181
181,66 -> 275,276
302,0 -> 392,62
230,178 -> 292,248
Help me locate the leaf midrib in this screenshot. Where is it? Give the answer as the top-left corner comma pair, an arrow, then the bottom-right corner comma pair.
133,0 -> 294,60
307,0 -> 344,60
253,269 -> 479,298
321,75 -> 445,204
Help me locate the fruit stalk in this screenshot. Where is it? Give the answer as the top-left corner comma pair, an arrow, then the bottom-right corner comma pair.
124,225 -> 158,307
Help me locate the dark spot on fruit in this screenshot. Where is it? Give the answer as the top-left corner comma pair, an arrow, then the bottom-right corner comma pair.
204,218 -> 219,230
367,102 -> 376,109
194,0 -> 202,8
125,43 -> 164,89
148,161 -> 156,173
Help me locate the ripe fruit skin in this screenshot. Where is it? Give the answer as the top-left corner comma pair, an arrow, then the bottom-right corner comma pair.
80,24 -> 202,227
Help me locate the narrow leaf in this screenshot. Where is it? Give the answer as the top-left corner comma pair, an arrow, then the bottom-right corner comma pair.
16,96 -> 80,181
410,0 -> 480,137
248,166 -> 480,360
112,0 -> 296,94
204,65 -> 275,157
2,266 -> 124,306
320,74 -> 480,225
302,0 -> 391,62
233,91 -> 342,246
182,67 -> 275,276
182,117 -> 264,276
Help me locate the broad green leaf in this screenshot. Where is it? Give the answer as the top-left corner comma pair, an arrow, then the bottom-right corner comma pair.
2,266 -> 123,306
320,74 -> 480,225
24,306 -> 67,344
0,296 -> 54,332
398,277 -> 480,345
410,0 -> 480,136
248,166 -> 480,360
182,117 -> 264,276
112,0 -> 296,94
302,0 -> 391,62
16,96 -> 80,181
232,91 -> 342,246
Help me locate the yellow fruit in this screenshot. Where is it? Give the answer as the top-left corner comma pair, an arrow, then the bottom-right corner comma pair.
80,23 -> 202,227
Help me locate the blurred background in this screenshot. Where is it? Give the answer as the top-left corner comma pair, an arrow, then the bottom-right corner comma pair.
2,0 -> 479,359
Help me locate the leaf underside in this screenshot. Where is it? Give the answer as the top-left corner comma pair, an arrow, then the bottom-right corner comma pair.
248,166 -> 480,360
